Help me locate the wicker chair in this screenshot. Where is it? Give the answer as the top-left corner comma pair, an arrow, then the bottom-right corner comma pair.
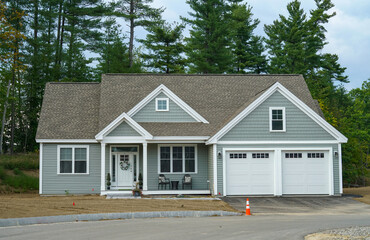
158,174 -> 170,190
182,174 -> 192,189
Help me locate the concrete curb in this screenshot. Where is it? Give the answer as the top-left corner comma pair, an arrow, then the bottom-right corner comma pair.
0,211 -> 242,227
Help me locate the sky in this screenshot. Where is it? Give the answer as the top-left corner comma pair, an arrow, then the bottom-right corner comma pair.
141,0 -> 369,90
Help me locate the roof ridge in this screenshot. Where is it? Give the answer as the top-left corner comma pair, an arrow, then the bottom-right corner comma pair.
102,73 -> 302,77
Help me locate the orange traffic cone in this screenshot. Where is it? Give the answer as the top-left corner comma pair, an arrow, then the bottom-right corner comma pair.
246,198 -> 251,215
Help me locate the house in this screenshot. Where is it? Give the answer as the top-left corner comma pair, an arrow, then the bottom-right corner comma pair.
36,74 -> 347,196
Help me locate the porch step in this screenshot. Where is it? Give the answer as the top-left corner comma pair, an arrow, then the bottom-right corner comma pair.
106,191 -> 141,199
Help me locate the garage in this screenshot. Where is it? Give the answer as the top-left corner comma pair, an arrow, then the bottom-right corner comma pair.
226,151 -> 274,195
282,151 -> 330,195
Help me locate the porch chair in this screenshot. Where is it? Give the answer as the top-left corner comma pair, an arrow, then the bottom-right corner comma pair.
158,174 -> 170,190
182,174 -> 192,189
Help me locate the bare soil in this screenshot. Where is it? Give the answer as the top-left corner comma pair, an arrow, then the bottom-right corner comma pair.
344,186 -> 370,204
0,194 -> 236,219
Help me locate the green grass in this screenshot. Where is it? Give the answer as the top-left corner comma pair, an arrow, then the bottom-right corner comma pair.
0,153 -> 39,192
0,152 -> 39,170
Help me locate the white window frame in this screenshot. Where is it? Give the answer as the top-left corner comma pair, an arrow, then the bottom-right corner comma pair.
155,98 -> 169,111
57,145 -> 89,175
269,107 -> 286,132
157,144 -> 197,174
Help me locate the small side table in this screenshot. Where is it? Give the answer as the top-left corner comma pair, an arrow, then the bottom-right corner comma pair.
171,181 -> 179,190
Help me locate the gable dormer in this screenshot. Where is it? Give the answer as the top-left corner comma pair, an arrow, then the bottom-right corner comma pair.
128,84 -> 209,123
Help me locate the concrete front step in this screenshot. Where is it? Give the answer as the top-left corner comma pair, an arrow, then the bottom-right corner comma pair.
106,191 -> 141,199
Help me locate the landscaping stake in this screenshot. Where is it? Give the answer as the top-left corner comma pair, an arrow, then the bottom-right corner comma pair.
246,198 -> 251,215
73,202 -> 75,206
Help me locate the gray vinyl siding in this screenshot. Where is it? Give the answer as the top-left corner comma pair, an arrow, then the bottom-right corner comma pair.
107,121 -> 140,136
217,144 -> 340,196
42,144 -> 101,195
147,143 -> 209,190
220,91 -> 335,141
208,145 -> 214,194
132,92 -> 197,122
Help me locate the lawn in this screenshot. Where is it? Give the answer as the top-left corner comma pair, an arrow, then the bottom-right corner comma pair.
0,194 -> 237,219
343,186 -> 370,204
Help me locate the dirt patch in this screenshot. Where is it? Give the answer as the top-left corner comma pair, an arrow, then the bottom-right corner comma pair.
344,186 -> 370,204
0,194 -> 236,219
305,233 -> 365,240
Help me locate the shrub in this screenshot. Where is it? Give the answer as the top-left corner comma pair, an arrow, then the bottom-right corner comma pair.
0,166 -> 5,180
13,168 -> 22,175
0,153 -> 39,170
3,174 -> 39,191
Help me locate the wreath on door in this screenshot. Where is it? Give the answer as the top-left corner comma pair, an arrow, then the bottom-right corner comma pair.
120,159 -> 130,171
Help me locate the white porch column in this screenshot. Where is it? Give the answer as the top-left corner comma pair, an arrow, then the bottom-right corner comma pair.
212,144 -> 217,196
143,142 -> 148,191
101,142 -> 106,191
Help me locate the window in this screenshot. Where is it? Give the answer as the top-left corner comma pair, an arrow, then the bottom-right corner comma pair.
270,107 -> 286,132
285,153 -> 302,158
252,153 -> 270,158
156,98 -> 169,111
308,153 -> 325,158
58,146 -> 89,174
229,153 -> 247,159
159,145 -> 197,173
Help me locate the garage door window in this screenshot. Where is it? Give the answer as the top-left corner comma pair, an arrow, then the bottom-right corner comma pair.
308,153 -> 324,158
285,153 -> 302,158
252,153 -> 269,158
229,153 -> 247,159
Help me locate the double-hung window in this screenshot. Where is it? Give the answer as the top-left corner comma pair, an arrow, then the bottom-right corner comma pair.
58,145 -> 89,174
159,145 -> 197,173
269,107 -> 286,132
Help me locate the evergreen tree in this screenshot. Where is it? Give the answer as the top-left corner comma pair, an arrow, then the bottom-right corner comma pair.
140,21 -> 186,73
183,0 -> 232,73
113,0 -> 164,69
229,2 -> 266,73
96,19 -> 131,75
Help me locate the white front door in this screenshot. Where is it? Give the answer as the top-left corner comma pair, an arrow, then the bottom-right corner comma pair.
117,154 -> 134,187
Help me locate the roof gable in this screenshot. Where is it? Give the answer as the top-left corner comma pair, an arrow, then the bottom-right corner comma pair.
207,82 -> 348,144
220,91 -> 336,141
95,113 -> 153,140
127,84 -> 209,123
131,92 -> 198,122
107,121 -> 141,137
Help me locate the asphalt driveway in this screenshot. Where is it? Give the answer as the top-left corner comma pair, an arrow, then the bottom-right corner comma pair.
222,196 -> 370,215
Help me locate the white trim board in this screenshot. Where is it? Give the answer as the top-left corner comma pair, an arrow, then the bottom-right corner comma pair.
127,84 -> 209,123
95,113 -> 153,140
39,143 -> 43,194
143,190 -> 211,195
207,82 -> 347,144
36,139 -> 97,143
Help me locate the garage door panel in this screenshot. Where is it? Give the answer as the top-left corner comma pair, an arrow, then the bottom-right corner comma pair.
226,152 -> 274,195
282,151 -> 329,195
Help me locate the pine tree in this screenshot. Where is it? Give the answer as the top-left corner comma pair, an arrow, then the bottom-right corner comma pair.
113,0 -> 164,69
140,21 -> 186,73
229,2 -> 266,73
96,18 -> 130,75
183,0 -> 232,73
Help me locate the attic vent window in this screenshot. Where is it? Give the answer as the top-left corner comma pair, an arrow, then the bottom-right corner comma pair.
156,98 -> 169,111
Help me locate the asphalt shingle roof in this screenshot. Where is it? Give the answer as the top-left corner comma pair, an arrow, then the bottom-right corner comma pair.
36,74 -> 322,139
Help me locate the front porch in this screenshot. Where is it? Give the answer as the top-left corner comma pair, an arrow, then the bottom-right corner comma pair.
99,142 -> 213,195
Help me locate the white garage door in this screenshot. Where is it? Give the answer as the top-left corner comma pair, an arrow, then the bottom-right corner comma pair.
226,152 -> 274,195
282,151 -> 329,195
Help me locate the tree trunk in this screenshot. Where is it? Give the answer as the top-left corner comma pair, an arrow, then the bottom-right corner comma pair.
128,0 -> 135,68
0,78 -> 12,155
